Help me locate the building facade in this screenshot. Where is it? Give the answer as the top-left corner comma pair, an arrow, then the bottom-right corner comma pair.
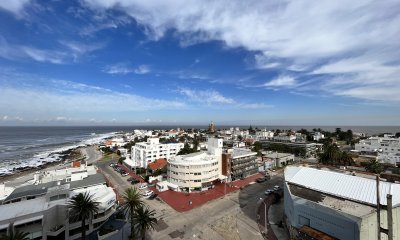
263,151 -> 294,168
167,138 -> 223,192
222,148 -> 258,181
0,173 -> 116,240
284,166 -> 400,240
259,140 -> 320,158
355,135 -> 400,154
131,138 -> 184,168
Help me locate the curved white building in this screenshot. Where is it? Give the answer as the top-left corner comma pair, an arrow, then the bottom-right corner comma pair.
167,138 -> 223,192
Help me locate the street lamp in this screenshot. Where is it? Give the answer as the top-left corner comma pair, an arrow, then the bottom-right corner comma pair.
259,198 -> 267,232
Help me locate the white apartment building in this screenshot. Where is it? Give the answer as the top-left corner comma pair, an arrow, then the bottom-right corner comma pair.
167,138 -> 223,192
273,134 -> 297,142
355,135 -> 400,157
313,132 -> 325,141
378,153 -> 400,166
131,138 -> 184,168
255,130 -> 274,140
33,164 -> 97,184
0,173 -> 116,240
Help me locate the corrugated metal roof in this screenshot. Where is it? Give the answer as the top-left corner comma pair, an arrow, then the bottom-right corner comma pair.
285,166 -> 400,207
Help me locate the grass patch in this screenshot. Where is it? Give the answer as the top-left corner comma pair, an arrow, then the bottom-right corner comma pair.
101,153 -> 118,161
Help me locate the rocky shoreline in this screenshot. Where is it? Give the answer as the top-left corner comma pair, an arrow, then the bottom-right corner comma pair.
0,147 -> 85,182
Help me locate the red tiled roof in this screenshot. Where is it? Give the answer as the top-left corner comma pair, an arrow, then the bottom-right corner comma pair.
148,158 -> 167,171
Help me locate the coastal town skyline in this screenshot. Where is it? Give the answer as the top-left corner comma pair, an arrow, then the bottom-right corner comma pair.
1,0 -> 400,126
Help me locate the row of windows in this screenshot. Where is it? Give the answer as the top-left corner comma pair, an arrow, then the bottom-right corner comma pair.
170,168 -> 218,176
170,175 -> 218,183
170,162 -> 218,169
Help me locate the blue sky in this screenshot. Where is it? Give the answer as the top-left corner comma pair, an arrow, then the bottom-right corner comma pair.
0,0 -> 399,126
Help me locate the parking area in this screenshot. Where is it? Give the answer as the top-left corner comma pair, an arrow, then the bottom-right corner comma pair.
96,158 -> 287,239
152,173 -> 265,212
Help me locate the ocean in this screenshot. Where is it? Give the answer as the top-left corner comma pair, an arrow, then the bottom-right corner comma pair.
0,125 -> 399,175
0,126 -> 125,175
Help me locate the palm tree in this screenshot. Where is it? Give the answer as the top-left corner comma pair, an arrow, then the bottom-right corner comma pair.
134,205 -> 158,240
121,187 -> 143,240
68,192 -> 99,240
0,224 -> 29,240
341,151 -> 354,166
319,144 -> 340,165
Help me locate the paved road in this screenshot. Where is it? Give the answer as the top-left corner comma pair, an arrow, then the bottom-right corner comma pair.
82,145 -> 103,164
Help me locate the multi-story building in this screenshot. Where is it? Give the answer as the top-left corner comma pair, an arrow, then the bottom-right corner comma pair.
0,172 -> 116,240
313,132 -> 325,141
259,140 -> 321,158
131,138 -> 184,168
284,166 -> 400,240
355,135 -> 400,155
377,153 -> 400,166
167,138 -> 223,192
262,151 -> 294,168
222,148 -> 258,181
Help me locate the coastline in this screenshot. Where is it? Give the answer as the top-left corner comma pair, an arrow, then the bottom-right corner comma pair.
0,147 -> 86,184
0,130 -> 117,176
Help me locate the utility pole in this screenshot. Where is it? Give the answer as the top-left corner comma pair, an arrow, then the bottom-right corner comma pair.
376,175 -> 381,240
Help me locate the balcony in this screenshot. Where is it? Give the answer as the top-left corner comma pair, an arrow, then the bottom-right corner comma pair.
47,225 -> 65,236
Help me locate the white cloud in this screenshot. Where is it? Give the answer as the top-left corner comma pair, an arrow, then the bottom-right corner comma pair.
177,87 -> 272,108
178,87 -> 234,104
0,37 -> 104,64
134,65 -> 150,74
59,40 -> 105,61
0,70 -> 186,122
103,63 -> 133,75
0,0 -> 30,16
264,75 -> 296,88
103,63 -> 150,75
83,0 -> 400,103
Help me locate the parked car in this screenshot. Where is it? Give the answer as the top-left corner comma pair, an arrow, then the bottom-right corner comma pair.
148,193 -> 158,200
131,179 -> 140,184
138,184 -> 148,190
256,177 -> 268,183
142,190 -> 153,198
273,185 -> 281,191
127,177 -> 135,182
109,163 -> 115,167
264,189 -> 274,195
121,171 -> 129,177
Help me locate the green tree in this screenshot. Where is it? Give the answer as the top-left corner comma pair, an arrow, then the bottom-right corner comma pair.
134,205 -> 158,240
319,144 -> 341,165
68,193 -> 99,240
340,151 -> 354,166
118,157 -> 126,164
121,187 -> 144,240
252,141 -> 263,152
0,224 -> 29,240
177,143 -> 196,155
365,159 -> 384,174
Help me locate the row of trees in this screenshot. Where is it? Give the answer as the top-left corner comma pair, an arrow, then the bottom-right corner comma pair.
177,143 -> 198,155
67,188 -> 157,240
266,143 -> 306,157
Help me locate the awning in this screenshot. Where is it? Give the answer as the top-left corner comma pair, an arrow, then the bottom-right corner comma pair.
14,215 -> 43,226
